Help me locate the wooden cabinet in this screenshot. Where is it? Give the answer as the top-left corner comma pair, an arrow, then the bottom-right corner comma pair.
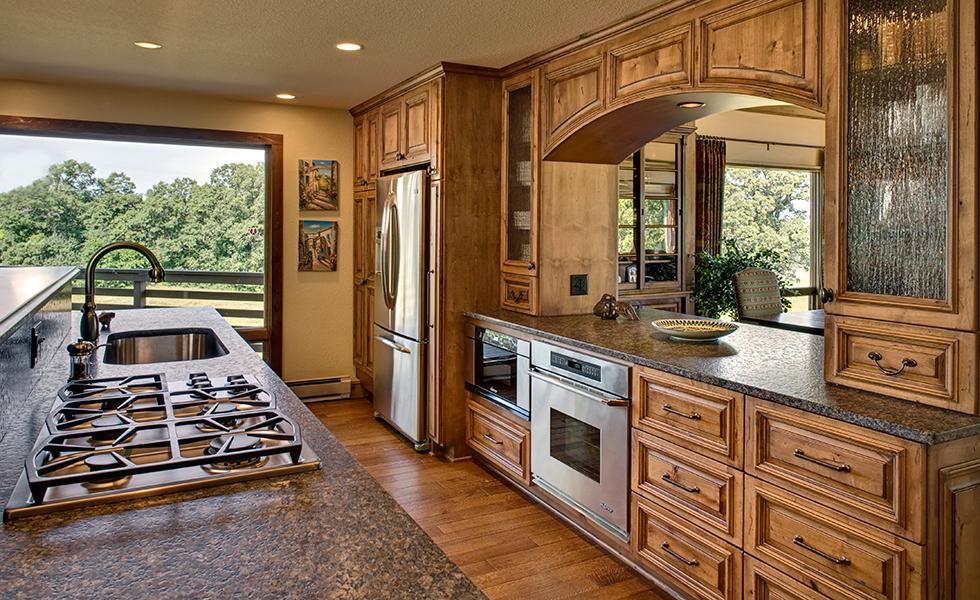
746,397 -> 925,543
632,429 -> 743,545
351,66 -> 500,457
465,397 -> 530,483
498,67 -> 619,316
697,0 -> 822,106
822,0 -> 979,408
625,366 -> 976,600
632,494 -> 743,600
745,476 -> 924,600
353,110 -> 379,188
378,82 -> 438,171
352,189 -> 377,389
633,367 -> 744,468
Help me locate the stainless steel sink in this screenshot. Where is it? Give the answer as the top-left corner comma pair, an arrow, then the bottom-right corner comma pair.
102,328 -> 229,365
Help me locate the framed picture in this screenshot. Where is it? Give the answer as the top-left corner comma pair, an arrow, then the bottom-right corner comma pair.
298,220 -> 338,272
299,159 -> 339,211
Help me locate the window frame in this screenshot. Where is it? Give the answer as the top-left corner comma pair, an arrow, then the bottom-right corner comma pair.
0,114 -> 284,373
723,162 -> 823,309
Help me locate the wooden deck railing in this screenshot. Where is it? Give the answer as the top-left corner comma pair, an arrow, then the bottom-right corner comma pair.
71,268 -> 265,327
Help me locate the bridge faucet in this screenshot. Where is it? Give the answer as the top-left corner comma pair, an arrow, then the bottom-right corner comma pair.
79,241 -> 165,341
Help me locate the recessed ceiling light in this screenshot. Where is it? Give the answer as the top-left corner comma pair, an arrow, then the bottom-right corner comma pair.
336,42 -> 362,52
276,93 -> 296,100
677,101 -> 706,109
134,41 -> 163,49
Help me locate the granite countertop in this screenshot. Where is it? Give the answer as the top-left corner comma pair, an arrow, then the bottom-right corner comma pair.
0,307 -> 483,599
467,308 -> 980,445
0,266 -> 78,343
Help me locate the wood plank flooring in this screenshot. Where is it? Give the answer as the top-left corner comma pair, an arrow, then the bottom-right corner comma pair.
310,398 -> 668,600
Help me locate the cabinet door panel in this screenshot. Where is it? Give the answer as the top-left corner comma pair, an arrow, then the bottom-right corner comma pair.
699,0 -> 821,106
353,116 -> 368,186
403,87 -> 431,163
542,53 -> 604,149
501,71 -> 539,276
379,101 -> 402,168
822,0 -> 977,330
608,24 -> 693,104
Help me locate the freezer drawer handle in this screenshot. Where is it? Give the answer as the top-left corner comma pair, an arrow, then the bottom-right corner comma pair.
375,335 -> 411,354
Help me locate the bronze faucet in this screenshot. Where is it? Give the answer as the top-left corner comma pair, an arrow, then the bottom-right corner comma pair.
79,241 -> 165,341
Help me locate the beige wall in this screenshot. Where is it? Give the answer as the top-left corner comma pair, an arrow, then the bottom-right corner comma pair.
693,110 -> 825,168
0,79 -> 354,382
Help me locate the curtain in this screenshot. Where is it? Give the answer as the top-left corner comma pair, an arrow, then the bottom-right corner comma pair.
695,136 -> 726,256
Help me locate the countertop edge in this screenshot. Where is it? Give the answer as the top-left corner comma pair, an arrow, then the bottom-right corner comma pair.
466,311 -> 980,445
0,267 -> 78,344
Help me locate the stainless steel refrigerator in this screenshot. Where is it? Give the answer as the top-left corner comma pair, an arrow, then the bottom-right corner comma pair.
373,169 -> 429,451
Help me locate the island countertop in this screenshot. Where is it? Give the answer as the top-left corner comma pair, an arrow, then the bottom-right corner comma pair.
0,307 -> 482,599
0,266 -> 77,343
467,308 -> 980,445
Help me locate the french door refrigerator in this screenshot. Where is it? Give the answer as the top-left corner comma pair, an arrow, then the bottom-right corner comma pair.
374,169 -> 429,451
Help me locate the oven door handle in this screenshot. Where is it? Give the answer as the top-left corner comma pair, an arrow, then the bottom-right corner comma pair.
529,367 -> 628,406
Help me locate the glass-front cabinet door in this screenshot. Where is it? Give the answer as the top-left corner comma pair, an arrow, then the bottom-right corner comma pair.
501,71 -> 538,276
823,0 -> 976,330
617,130 -> 689,294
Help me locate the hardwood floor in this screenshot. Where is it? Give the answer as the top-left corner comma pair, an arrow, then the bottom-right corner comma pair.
310,398 -> 669,600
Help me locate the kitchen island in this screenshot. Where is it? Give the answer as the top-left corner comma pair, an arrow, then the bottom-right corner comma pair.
0,307 -> 483,599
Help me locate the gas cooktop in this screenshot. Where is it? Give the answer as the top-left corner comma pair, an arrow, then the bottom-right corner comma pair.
3,371 -> 321,521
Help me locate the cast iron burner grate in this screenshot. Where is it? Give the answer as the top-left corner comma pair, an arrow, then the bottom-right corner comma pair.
3,371 -> 320,520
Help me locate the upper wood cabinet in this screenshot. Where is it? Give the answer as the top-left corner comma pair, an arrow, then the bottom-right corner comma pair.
607,24 -> 694,107
378,82 -> 439,172
353,110 -> 379,188
697,0 -> 821,106
542,49 -> 605,150
822,0 -> 977,332
501,70 -> 539,279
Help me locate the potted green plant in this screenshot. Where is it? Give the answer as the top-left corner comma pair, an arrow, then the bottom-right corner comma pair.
692,239 -> 791,319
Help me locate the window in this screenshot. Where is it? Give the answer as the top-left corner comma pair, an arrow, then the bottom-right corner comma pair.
0,116 -> 283,370
722,165 -> 820,310
618,132 -> 687,293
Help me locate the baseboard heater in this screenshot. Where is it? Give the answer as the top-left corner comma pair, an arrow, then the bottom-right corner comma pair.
287,376 -> 352,402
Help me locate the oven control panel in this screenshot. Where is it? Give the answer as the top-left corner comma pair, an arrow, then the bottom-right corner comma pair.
550,353 -> 601,382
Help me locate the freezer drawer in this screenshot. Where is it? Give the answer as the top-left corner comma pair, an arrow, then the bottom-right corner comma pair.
373,326 -> 427,448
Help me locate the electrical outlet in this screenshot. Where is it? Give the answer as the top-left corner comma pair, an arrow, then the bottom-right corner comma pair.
570,274 -> 588,296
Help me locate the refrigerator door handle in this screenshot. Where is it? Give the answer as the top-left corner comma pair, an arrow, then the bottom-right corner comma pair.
380,195 -> 395,310
375,334 -> 411,354
387,201 -> 400,307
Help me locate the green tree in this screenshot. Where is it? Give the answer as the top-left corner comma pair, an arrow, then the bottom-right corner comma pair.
722,167 -> 811,285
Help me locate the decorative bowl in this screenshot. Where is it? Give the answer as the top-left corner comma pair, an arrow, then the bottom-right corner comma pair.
652,318 -> 738,342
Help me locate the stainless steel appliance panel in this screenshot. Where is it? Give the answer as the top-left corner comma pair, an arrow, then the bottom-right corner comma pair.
373,325 -> 426,448
530,369 -> 629,537
530,342 -> 629,398
375,171 -> 427,342
464,324 -> 531,418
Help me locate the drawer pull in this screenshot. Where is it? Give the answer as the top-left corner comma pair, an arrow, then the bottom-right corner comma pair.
660,542 -> 699,566
662,404 -> 701,420
793,448 -> 851,473
482,433 -> 503,445
867,352 -> 917,376
661,473 -> 701,494
793,535 -> 851,566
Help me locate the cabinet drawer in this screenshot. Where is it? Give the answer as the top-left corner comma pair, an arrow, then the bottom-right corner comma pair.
632,429 -> 743,545
747,398 -> 925,543
633,368 -> 743,467
501,274 -> 537,314
745,555 -> 831,600
826,315 -> 978,414
745,477 -> 924,600
465,399 -> 529,483
632,494 -> 742,600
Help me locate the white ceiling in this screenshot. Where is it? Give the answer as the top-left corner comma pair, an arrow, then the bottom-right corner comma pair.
0,0 -> 665,109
